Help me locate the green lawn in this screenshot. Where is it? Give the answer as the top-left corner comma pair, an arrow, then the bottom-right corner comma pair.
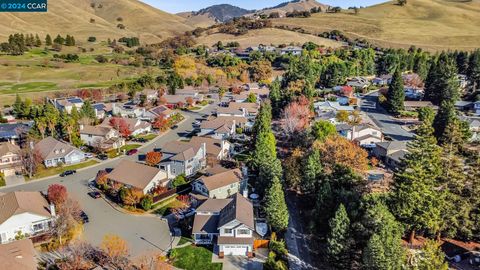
0,82 -> 58,94
136,134 -> 157,141
153,196 -> 184,216
29,160 -> 99,180
171,245 -> 222,270
106,144 -> 141,158
0,173 -> 5,187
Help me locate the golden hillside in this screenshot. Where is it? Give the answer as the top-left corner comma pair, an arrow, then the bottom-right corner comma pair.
272,0 -> 480,51
0,0 -> 193,44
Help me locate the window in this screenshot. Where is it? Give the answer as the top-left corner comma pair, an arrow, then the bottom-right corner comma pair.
237,229 -> 250,235
33,223 -> 44,232
224,229 -> 233,234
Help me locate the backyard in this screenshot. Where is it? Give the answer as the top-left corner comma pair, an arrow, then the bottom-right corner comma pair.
152,195 -> 185,216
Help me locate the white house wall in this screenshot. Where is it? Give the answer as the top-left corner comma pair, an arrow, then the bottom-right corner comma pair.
0,212 -> 52,243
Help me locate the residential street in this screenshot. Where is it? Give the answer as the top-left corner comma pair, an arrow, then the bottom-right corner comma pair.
0,105 -> 216,256
360,92 -> 415,141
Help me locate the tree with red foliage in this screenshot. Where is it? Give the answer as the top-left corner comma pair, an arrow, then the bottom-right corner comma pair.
109,117 -> 131,137
282,96 -> 312,136
48,184 -> 68,206
91,89 -> 103,102
172,195 -> 191,219
76,89 -> 91,99
96,170 -> 109,189
153,116 -> 169,131
146,152 -> 162,166
176,101 -> 185,108
158,96 -> 167,105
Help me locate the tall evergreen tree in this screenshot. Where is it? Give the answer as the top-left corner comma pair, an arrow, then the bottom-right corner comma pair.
80,100 -> 96,119
425,53 -> 460,105
13,94 -> 24,117
264,176 -> 289,232
456,51 -> 469,75
467,49 -> 480,91
45,34 -> 52,46
433,100 -> 458,144
391,121 -> 444,241
386,68 -> 405,115
326,204 -> 351,268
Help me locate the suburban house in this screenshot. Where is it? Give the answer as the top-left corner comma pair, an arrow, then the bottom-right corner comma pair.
107,160 -> 169,194
314,101 -> 355,116
0,238 -> 38,270
373,141 -> 409,169
92,103 -> 107,119
219,103 -> 259,119
79,125 -> 125,151
192,168 -> 246,199
454,101 -> 473,112
280,46 -> 302,55
372,75 -> 392,86
0,123 -> 32,142
474,101 -> 480,115
51,97 -> 83,114
459,116 -> 480,142
346,77 -> 370,90
0,191 -> 55,244
189,136 -> 231,166
336,124 -> 383,147
35,137 -> 85,168
232,88 -> 270,102
0,141 -> 22,176
143,105 -> 175,122
112,102 -> 146,118
192,193 -> 255,257
102,117 -> 151,136
403,101 -> 438,111
159,140 -> 207,178
161,94 -> 202,108
216,107 -> 247,118
199,116 -> 249,139
137,89 -> 159,102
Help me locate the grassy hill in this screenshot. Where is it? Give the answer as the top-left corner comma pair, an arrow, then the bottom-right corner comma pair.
196,28 -> 342,48
0,0 -> 192,44
253,0 -> 329,17
272,0 -> 480,51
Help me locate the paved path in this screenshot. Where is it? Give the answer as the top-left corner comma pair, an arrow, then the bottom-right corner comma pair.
0,105 -> 216,256
359,92 -> 414,141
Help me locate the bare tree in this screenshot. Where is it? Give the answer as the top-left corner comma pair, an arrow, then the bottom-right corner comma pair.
52,198 -> 82,245
20,141 -> 42,178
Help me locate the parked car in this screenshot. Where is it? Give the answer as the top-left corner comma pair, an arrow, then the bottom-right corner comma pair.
97,154 -> 108,160
59,170 -> 76,177
171,125 -> 178,130
127,149 -> 138,155
84,153 -> 94,159
192,120 -> 201,126
88,191 -> 101,199
177,208 -> 196,219
79,211 -> 89,224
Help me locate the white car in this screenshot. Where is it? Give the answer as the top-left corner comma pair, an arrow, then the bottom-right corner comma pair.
84,153 -> 94,159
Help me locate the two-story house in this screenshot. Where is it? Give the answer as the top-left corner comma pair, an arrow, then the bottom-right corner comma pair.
189,136 -> 231,167
192,168 -> 246,199
336,123 -> 383,147
159,140 -> 206,179
0,141 -> 22,176
102,117 -> 151,136
373,141 -> 409,169
192,193 -> 255,257
51,97 -> 83,114
142,105 -> 175,122
79,125 -> 125,151
199,116 -> 249,139
35,137 -> 85,168
111,102 -> 146,118
0,191 -> 55,244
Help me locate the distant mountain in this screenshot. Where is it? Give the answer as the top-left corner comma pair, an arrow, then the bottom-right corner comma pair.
256,0 -> 329,17
178,4 -> 253,26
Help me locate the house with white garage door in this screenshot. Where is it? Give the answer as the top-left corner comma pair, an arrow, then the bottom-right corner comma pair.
35,137 -> 85,168
192,193 -> 255,257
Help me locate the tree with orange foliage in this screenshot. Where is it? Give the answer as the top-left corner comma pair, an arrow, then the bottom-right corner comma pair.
119,188 -> 143,207
171,195 -> 191,219
158,96 -> 167,105
48,184 -> 68,207
282,97 -> 312,136
96,170 -> 109,189
185,97 -> 194,107
109,117 -> 131,137
314,136 -> 369,173
146,151 -> 162,166
101,234 -> 129,268
153,116 -> 169,131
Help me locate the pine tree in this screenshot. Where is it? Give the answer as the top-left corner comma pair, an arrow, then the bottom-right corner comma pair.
386,68 -> 405,115
326,204 -> 351,268
302,149 -> 322,193
45,34 -> 52,46
424,59 -> 438,102
264,176 -> 289,232
433,100 -> 458,144
34,34 -> 42,47
467,49 -> 480,91
391,121 -> 444,241
269,79 -> 283,118
80,100 -> 96,119
427,53 -> 460,105
456,51 -> 469,75
13,94 -> 23,117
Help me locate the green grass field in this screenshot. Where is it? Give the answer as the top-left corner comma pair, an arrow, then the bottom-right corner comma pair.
171,245 -> 222,270
29,160 -> 99,180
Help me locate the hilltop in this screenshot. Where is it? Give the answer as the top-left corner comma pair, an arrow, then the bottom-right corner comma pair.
0,0 -> 192,44
179,4 -> 253,26
253,0 -> 329,17
271,0 -> 480,51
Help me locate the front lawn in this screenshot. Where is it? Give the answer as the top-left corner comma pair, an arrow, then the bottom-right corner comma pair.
0,173 -> 5,187
28,160 -> 99,180
177,236 -> 193,246
170,245 -> 222,270
107,144 -> 141,158
136,134 -> 157,141
153,196 -> 184,216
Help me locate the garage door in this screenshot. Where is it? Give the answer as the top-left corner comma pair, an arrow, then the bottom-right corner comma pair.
223,245 -> 249,256
2,168 -> 15,177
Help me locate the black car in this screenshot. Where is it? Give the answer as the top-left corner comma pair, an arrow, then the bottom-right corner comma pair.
97,154 -> 108,160
88,191 -> 101,199
79,211 -> 89,224
171,125 -> 178,130
59,170 -> 76,177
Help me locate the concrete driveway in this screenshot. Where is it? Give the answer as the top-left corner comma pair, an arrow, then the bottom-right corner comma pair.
212,249 -> 267,270
0,105 -> 216,256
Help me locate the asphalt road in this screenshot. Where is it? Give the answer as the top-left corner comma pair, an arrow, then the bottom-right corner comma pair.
359,92 -> 414,141
0,104 -> 216,256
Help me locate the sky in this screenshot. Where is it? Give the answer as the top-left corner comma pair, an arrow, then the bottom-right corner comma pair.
141,0 -> 386,13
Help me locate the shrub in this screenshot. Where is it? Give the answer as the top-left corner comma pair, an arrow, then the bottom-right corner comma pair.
140,195 -> 153,210
87,36 -> 96,42
171,174 -> 187,188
